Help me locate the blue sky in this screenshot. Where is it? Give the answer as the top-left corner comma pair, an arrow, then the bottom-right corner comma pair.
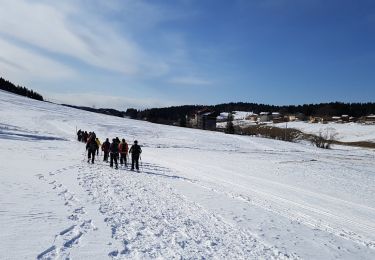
0,0 -> 374,109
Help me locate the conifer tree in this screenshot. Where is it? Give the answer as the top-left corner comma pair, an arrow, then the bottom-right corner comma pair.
225,113 -> 235,134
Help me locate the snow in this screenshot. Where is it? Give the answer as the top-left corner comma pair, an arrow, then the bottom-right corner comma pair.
1,90 -> 375,259
218,111 -> 255,121
274,121 -> 375,143
232,111 -> 255,120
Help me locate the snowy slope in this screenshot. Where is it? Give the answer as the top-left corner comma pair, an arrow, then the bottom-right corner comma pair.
1,90 -> 375,259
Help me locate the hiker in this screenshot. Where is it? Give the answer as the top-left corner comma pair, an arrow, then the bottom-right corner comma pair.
129,140 -> 142,171
83,131 -> 88,143
119,139 -> 129,167
86,133 -> 98,163
102,138 -> 110,162
110,138 -> 119,169
95,137 -> 101,155
77,129 -> 82,141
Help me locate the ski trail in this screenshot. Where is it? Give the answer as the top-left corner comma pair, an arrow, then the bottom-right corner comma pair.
77,161 -> 299,259
168,163 -> 375,250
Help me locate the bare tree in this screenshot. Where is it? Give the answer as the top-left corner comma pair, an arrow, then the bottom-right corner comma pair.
311,127 -> 338,149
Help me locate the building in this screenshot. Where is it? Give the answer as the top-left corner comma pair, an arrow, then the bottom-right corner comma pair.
246,114 -> 258,122
364,114 -> 375,124
331,116 -> 342,123
271,112 -> 280,119
285,115 -> 296,122
195,108 -> 217,130
309,116 -> 323,123
273,117 -> 286,124
295,113 -> 306,121
341,115 -> 350,122
259,112 -> 272,122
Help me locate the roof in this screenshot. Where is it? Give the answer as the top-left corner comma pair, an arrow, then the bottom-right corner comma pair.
196,108 -> 213,115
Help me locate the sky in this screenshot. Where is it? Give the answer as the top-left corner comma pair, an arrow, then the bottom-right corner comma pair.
0,0 -> 374,110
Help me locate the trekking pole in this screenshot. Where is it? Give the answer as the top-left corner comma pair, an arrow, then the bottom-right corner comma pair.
140,155 -> 143,172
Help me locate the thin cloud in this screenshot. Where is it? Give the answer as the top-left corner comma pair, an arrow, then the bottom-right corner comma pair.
0,38 -> 76,82
168,76 -> 213,86
0,0 -> 216,108
0,0 -> 170,77
47,92 -> 178,110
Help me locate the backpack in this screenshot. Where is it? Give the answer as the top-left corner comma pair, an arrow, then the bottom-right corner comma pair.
111,143 -> 119,153
89,138 -> 98,150
131,144 -> 141,155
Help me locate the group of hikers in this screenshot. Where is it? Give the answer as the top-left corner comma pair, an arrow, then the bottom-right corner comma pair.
77,129 -> 142,171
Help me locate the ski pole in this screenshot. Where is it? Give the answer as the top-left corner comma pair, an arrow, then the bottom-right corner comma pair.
126,154 -> 129,169
140,155 -> 143,172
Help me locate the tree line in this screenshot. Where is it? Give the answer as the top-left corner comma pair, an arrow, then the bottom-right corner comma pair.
125,102 -> 375,125
0,77 -> 44,101
62,104 -> 126,118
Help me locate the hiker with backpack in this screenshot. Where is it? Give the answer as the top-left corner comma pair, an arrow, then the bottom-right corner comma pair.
95,137 -> 101,155
83,131 -> 88,143
119,139 -> 129,167
77,129 -> 82,141
129,140 -> 142,171
102,138 -> 110,162
110,138 -> 119,169
86,132 -> 99,164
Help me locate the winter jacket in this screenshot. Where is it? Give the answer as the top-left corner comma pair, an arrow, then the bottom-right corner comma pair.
87,133 -> 96,144
129,144 -> 142,155
118,142 -> 129,154
110,142 -> 119,154
102,141 -> 110,152
95,138 -> 101,148
86,138 -> 99,151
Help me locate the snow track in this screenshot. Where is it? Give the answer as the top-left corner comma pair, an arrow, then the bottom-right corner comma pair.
36,166 -> 96,260
77,161 -> 296,259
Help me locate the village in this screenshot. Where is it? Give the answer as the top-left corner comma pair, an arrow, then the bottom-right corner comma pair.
187,108 -> 375,131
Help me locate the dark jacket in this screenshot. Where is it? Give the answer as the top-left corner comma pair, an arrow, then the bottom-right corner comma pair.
110,142 -> 119,154
102,140 -> 110,152
129,144 -> 142,156
86,138 -> 98,151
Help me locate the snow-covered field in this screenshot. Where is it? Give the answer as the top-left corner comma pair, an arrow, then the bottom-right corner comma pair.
1,90 -> 375,259
274,121 -> 375,143
217,112 -> 375,143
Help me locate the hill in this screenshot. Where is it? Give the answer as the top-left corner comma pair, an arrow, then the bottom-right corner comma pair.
0,77 -> 44,101
0,90 -> 374,259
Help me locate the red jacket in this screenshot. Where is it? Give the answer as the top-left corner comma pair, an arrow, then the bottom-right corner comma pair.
118,142 -> 128,154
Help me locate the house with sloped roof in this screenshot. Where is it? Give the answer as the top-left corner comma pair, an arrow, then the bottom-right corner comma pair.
195,108 -> 217,130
